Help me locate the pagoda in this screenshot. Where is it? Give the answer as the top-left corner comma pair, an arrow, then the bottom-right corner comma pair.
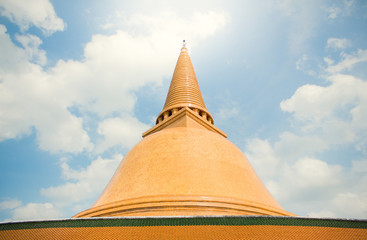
1,43 -> 366,240
74,43 -> 293,218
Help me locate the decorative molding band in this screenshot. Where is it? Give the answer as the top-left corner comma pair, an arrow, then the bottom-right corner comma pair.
73,195 -> 293,218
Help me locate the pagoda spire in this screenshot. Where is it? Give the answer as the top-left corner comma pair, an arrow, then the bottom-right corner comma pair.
143,42 -> 226,138
156,41 -> 213,124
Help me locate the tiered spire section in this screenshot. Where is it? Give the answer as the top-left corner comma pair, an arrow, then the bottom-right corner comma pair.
156,44 -> 213,125
143,43 -> 226,138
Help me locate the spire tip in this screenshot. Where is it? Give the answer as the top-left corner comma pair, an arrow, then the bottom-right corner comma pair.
182,40 -> 187,50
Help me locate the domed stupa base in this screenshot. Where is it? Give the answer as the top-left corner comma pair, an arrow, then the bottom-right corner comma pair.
75,127 -> 293,218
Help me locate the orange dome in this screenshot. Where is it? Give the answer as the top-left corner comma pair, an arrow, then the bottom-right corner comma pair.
74,43 -> 294,218
75,127 -> 292,217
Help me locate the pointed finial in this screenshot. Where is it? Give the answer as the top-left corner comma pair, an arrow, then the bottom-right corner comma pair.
182,40 -> 187,50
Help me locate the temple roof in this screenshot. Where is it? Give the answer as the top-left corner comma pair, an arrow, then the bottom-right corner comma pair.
3,216 -> 367,239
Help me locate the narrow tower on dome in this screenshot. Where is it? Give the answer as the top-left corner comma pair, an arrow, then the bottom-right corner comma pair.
143,41 -> 226,138
74,43 -> 294,218
158,40 -> 211,123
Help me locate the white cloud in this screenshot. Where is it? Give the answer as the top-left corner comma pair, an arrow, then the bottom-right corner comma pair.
0,24 -> 27,73
245,138 -> 280,180
330,192 -> 367,218
324,57 -> 334,66
280,74 -> 367,150
1,155 -> 121,220
15,34 -> 47,65
0,199 -> 22,210
215,106 -> 239,121
274,132 -> 328,161
11,202 -> 62,221
245,138 -> 343,201
296,54 -> 317,76
325,0 -> 354,19
326,49 -> 367,74
275,0 -> 323,53
0,25 -> 93,153
0,0 -> 65,35
352,159 -> 367,173
36,113 -> 93,153
286,158 -> 342,189
275,1 -> 355,54
41,155 -> 121,207
307,210 -> 337,218
325,6 -> 342,19
104,11 -> 228,43
96,116 -> 150,153
214,98 -> 240,124
326,38 -> 351,50
306,192 -> 367,218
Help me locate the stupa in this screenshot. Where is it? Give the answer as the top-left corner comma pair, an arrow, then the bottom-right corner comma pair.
1,43 -> 366,239
74,42 -> 293,218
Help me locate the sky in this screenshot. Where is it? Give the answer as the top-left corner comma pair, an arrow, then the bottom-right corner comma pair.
0,0 -> 366,221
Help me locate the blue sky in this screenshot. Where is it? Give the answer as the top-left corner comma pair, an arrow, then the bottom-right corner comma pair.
0,0 -> 366,221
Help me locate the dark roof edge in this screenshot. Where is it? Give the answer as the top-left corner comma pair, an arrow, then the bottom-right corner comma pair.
1,215 -> 367,231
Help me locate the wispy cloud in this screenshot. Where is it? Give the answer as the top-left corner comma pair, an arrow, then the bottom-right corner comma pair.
12,203 -> 62,221
326,38 -> 352,50
0,0 -> 65,35
0,199 -> 22,211
325,0 -> 355,19
41,155 -> 121,210
296,54 -> 318,76
15,34 -> 47,65
0,199 -> 61,222
325,49 -> 367,74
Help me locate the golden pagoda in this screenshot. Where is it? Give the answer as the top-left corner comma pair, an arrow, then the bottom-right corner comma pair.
74,43 -> 293,218
1,43 -> 366,240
